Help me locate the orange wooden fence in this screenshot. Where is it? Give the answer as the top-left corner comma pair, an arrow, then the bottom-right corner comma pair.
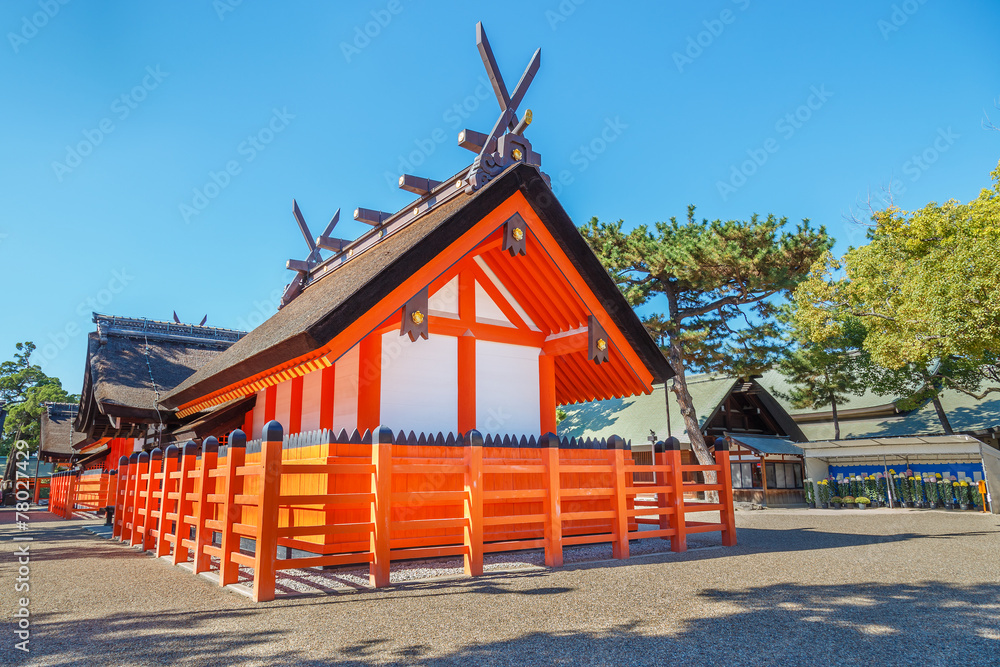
49,469 -> 114,518
100,421 -> 735,602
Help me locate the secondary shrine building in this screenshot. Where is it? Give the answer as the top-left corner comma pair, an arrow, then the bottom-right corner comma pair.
162,165 -> 672,438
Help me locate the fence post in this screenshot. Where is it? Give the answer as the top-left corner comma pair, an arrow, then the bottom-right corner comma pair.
173,442 -> 199,566
369,426 -> 393,588
463,429 -> 484,577
66,471 -> 79,519
220,430 -> 247,586
194,437 -> 219,574
654,441 -> 669,535
665,437 -> 687,553
714,437 -> 737,547
113,456 -> 129,539
542,433 -> 563,567
609,435 -> 630,560
142,449 -> 163,552
32,474 -> 42,505
156,445 -> 180,558
130,451 -> 149,546
253,421 -> 283,602
104,470 -> 117,526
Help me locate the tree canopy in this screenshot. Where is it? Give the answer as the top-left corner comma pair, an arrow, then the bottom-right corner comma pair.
581,206 -> 832,466
0,342 -> 78,456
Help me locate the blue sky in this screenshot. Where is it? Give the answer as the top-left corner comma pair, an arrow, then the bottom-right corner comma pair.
1,0 -> 998,395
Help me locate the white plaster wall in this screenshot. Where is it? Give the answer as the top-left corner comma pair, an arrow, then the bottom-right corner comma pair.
274,378 -> 292,429
380,331 -> 458,434
476,340 -> 540,437
252,389 -> 266,440
475,280 -> 513,327
333,344 -> 360,434
300,368 -> 324,432
429,276 -> 459,318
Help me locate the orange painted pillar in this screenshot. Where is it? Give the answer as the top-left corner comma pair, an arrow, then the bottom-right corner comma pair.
666,439 -> 687,553
130,452 -> 149,546
609,437 -> 630,560
538,354 -> 557,435
113,457 -> 129,538
319,364 -> 336,431
66,471 -> 78,519
173,442 -> 198,565
458,334 -> 476,434
194,437 -> 219,574
142,449 -> 163,552
220,431 -> 247,586
263,385 -> 277,423
715,440 -> 737,547
463,430 -> 484,576
369,426 -> 393,588
32,475 -> 42,504
654,441 -> 669,535
288,376 -> 304,436
542,433 -> 563,567
156,445 -> 180,558
358,334 -> 382,433
253,421 -> 283,602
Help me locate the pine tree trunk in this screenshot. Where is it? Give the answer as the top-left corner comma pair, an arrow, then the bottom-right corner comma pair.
666,335 -> 719,502
931,395 -> 954,435
830,394 -> 840,440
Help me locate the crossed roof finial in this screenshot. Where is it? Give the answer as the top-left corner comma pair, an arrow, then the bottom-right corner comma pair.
280,200 -> 346,309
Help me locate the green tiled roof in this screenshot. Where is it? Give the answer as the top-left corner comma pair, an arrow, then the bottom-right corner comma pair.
559,374 -> 737,445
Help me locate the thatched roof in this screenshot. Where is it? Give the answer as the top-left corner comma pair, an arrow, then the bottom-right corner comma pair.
39,403 -> 90,460
163,164 -> 673,409
77,315 -> 246,439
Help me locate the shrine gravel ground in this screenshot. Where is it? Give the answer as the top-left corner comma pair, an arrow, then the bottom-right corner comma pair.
2,508 -> 999,666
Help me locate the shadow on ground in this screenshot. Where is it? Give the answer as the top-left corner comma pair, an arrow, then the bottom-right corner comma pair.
30,580 -> 1000,666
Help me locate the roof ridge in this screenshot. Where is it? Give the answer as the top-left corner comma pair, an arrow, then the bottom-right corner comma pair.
93,313 -> 247,346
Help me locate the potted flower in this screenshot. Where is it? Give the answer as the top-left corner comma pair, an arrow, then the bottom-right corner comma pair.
971,483 -> 983,509
876,475 -> 889,506
899,476 -> 913,507
957,481 -> 971,510
830,495 -> 843,509
925,476 -> 939,508
856,496 -> 871,510
939,477 -> 954,508
864,476 -> 878,505
909,476 -> 924,508
804,479 -> 816,508
842,495 -> 855,509
817,480 -> 831,508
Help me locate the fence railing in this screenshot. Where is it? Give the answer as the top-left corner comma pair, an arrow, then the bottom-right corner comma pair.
87,421 -> 733,602
49,470 -> 114,518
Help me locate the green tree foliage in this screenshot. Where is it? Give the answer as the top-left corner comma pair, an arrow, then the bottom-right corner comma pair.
792,160 -> 1000,430
773,317 -> 865,440
581,206 -> 832,467
0,342 -> 78,456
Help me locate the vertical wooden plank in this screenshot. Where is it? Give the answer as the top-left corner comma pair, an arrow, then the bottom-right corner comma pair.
141,450 -> 163,552
112,456 -> 129,539
319,364 -> 336,430
243,410 -> 254,438
194,437 -> 219,574
264,385 -> 277,423
173,442 -> 198,565
666,439 -> 687,553
156,445 -> 180,558
538,354 -> 556,435
654,441 -> 669,535
253,421 -> 283,602
370,426 -> 393,587
358,334 -> 382,432
458,334 -> 476,433
129,452 -> 148,546
609,437 -> 629,559
463,430 -> 484,576
542,433 -> 563,567
715,439 -> 737,547
288,376 -> 304,435
220,431 -> 247,586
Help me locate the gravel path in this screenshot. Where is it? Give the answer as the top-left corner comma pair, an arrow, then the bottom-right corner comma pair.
3,507 -> 998,666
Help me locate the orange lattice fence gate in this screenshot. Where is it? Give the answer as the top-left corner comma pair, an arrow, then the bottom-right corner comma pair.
104,420 -> 737,602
